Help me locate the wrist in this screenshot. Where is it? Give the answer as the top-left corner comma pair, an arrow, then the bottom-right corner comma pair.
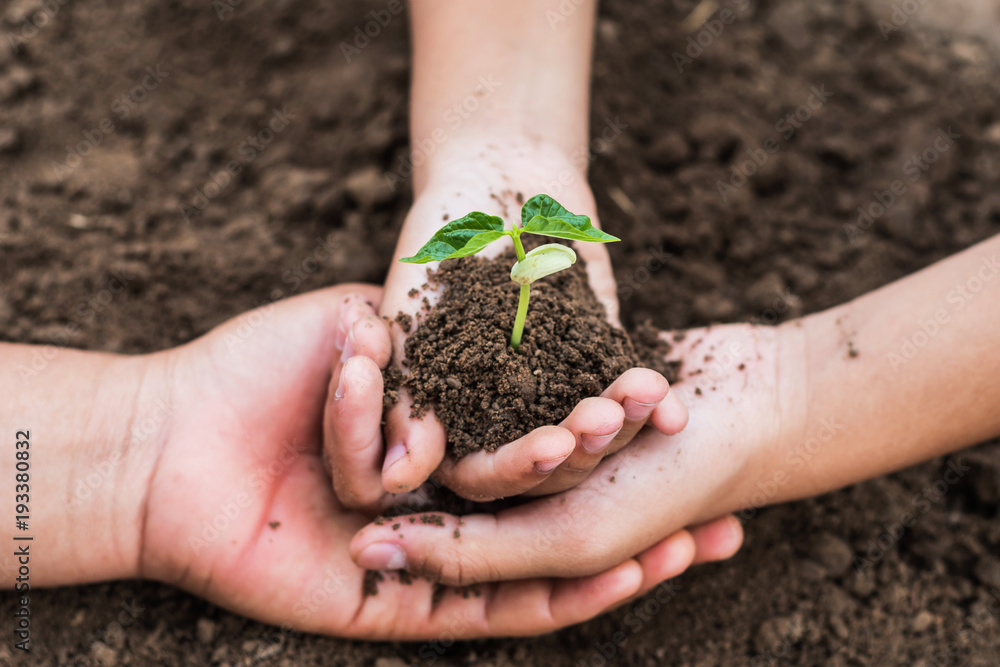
66,352 -> 173,583
412,134 -> 589,204
669,323 -> 802,522
1,346 -> 172,586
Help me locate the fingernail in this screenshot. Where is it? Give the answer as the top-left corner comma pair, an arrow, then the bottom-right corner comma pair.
535,455 -> 569,474
624,398 -> 658,421
334,358 -> 354,401
357,543 -> 408,571
341,324 -> 357,362
581,427 -> 622,454
383,442 -> 408,473
335,300 -> 366,351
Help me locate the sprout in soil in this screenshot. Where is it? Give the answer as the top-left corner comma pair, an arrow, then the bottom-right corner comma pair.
399,194 -> 619,351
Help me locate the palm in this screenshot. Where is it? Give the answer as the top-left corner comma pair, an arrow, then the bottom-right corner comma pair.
137,285 -> 685,639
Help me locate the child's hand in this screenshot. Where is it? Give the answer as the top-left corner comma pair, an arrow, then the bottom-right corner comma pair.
328,146 -> 687,508
348,323 -> 777,582
325,296 -> 688,510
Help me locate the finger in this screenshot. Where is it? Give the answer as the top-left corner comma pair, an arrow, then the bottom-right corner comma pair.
690,515 -> 744,564
324,300 -> 392,509
610,530 -> 697,611
651,391 -> 689,436
347,314 -> 393,370
488,560 -> 643,636
526,397 -> 625,496
347,558 -> 646,639
325,356 -> 386,509
599,368 -> 670,456
350,507 -> 610,586
435,425 -> 576,501
381,392 -> 447,494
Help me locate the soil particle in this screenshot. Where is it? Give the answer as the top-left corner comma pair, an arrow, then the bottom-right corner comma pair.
808,533 -> 854,577
267,521 -> 280,530
390,248 -> 637,457
420,514 -> 445,527
972,555 -> 1000,589
394,312 -> 413,332
196,618 -> 216,644
362,571 -> 384,598
754,613 -> 805,654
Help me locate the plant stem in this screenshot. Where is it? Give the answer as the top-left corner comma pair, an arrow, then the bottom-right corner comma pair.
511,284 -> 530,351
510,231 -> 529,350
511,230 -> 527,261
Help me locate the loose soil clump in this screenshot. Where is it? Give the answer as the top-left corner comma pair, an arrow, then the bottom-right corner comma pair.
388,248 -> 637,458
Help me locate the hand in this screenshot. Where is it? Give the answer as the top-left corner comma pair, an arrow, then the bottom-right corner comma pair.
332,138 -> 687,508
137,285 -> 736,639
348,322 -> 783,583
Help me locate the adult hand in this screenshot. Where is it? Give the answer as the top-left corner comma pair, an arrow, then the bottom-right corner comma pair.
137,285 -> 734,638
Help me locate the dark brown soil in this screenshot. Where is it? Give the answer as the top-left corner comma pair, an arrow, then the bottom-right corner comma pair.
3,0 -> 1000,665
389,248 -> 637,457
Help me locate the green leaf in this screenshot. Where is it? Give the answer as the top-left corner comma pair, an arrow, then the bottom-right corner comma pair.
510,243 -> 577,285
398,212 -> 507,263
520,194 -> 619,243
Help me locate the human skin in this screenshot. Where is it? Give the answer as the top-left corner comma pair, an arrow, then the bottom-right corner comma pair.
350,233 -> 1000,583
0,284 -> 741,639
344,0 -> 688,504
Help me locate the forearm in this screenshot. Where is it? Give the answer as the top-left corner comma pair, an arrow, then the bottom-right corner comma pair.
759,234 -> 1000,503
0,345 -> 167,586
408,0 -> 596,193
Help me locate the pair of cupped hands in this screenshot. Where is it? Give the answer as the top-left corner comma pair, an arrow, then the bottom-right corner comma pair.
143,163 -> 757,640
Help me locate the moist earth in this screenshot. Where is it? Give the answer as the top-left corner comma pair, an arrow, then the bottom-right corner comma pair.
1,0 -> 1000,665
387,249 -> 637,458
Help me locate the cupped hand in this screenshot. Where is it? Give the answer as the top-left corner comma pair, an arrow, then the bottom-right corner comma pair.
138,285 -> 735,639
348,323 -> 785,585
331,141 -> 687,508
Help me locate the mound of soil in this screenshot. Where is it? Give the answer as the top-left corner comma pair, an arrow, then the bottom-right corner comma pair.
388,249 -> 637,457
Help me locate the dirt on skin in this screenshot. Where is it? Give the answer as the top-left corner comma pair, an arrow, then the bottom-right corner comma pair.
388,248 -> 637,458
2,0 -> 1000,665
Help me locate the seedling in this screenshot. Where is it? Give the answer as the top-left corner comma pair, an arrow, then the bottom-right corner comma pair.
400,194 -> 619,350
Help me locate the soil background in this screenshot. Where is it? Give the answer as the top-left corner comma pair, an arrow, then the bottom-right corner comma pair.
2,0 -> 1000,665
